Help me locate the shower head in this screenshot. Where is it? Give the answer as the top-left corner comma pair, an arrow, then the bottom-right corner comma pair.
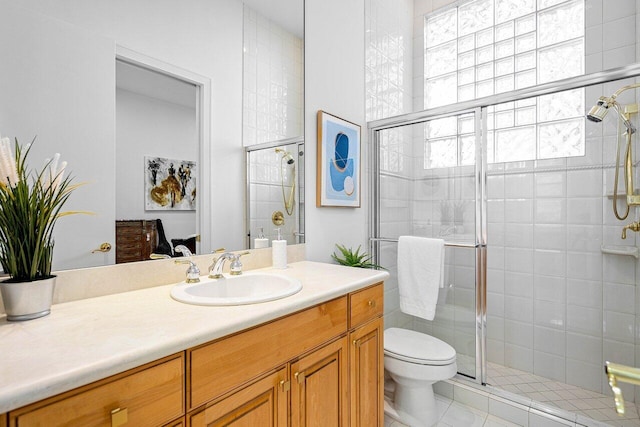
275,148 -> 295,165
586,96 -> 610,123
587,83 -> 640,134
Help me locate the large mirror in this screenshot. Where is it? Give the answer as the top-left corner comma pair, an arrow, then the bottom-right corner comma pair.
0,0 -> 304,271
243,0 -> 305,250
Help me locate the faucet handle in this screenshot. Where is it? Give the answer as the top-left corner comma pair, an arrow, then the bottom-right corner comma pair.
229,251 -> 250,276
175,259 -> 200,283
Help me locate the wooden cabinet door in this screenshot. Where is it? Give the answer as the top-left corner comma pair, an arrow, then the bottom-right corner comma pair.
290,337 -> 348,427
349,318 -> 383,427
188,367 -> 287,427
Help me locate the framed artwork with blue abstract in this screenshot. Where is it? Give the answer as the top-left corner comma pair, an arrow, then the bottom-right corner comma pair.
316,110 -> 361,207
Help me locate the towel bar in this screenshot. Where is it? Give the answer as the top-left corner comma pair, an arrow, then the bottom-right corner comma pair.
369,237 -> 479,249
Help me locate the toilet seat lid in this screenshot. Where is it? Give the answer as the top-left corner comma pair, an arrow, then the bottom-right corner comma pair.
384,328 -> 456,366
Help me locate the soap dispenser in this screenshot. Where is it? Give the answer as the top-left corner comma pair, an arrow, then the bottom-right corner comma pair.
254,227 -> 269,249
272,228 -> 287,269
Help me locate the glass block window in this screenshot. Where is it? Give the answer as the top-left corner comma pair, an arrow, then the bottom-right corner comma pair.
424,113 -> 476,169
423,0 -> 585,167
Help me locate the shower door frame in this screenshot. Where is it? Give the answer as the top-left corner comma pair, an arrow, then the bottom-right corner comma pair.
368,63 -> 640,386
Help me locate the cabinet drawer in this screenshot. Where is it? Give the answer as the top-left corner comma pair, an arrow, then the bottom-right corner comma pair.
189,296 -> 348,409
349,283 -> 383,328
11,354 -> 184,427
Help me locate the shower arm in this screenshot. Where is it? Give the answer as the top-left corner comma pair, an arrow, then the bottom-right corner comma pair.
605,361 -> 640,415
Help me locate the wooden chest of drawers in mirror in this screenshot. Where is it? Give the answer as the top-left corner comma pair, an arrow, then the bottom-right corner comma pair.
115,220 -> 158,263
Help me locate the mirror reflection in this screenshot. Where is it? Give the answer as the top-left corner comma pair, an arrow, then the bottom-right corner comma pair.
116,61 -> 199,263
242,0 -> 305,250
0,0 -> 304,272
247,139 -> 305,249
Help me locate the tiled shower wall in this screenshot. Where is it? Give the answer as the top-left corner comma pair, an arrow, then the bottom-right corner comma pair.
243,5 -> 303,146
486,80 -> 640,400
482,0 -> 640,401
370,0 -> 640,398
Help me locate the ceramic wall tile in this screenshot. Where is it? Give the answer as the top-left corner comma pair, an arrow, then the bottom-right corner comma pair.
566,332 -> 602,364
567,170 -> 603,198
534,300 -> 566,331
566,279 -> 602,309
566,305 -> 603,336
505,319 -> 534,348
505,343 -> 534,372
534,250 -> 566,277
535,172 -> 567,198
534,275 -> 566,302
535,198 -> 567,224
534,350 -> 566,383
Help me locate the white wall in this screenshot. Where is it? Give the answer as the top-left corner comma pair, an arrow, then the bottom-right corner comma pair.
0,1 -> 116,270
15,0 -> 246,252
304,0 -> 368,263
115,89 -> 197,244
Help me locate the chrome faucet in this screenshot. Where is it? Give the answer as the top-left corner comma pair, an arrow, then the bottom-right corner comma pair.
174,245 -> 193,257
209,251 -> 250,278
175,259 -> 200,283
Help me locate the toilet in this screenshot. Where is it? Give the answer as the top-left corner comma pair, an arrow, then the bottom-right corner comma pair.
384,327 -> 457,427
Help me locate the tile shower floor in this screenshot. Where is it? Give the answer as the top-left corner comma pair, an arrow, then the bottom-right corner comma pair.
487,362 -> 640,426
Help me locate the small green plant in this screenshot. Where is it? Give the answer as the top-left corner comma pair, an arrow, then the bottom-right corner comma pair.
0,137 -> 83,282
331,244 -> 385,270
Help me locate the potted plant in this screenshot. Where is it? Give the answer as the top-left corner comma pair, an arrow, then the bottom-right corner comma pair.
331,244 -> 385,270
0,136 -> 80,321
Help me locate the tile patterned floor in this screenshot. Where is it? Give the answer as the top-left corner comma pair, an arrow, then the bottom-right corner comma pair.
487,362 -> 640,427
384,395 -> 518,427
385,395 -> 521,427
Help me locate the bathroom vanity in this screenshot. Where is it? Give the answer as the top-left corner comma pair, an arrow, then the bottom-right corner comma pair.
0,261 -> 387,426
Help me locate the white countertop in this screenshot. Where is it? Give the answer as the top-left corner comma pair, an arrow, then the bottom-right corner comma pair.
0,261 -> 388,413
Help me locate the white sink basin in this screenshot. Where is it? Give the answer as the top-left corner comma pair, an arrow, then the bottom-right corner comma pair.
170,272 -> 302,306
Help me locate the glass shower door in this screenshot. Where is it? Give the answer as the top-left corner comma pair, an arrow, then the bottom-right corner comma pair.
372,109 -> 485,380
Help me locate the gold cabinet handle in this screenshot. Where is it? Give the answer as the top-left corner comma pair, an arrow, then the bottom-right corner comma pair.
110,407 -> 128,427
279,379 -> 291,391
294,371 -> 305,383
91,243 -> 112,253
368,300 -> 376,308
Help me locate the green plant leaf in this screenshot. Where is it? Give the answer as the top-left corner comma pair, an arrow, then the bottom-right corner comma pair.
331,244 -> 386,270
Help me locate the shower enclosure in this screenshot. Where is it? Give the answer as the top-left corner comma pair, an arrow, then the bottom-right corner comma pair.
370,65 -> 640,424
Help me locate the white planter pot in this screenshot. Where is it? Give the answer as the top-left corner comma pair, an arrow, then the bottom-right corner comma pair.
0,276 -> 56,321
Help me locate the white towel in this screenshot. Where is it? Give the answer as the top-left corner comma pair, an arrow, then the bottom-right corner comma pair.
397,236 -> 445,321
